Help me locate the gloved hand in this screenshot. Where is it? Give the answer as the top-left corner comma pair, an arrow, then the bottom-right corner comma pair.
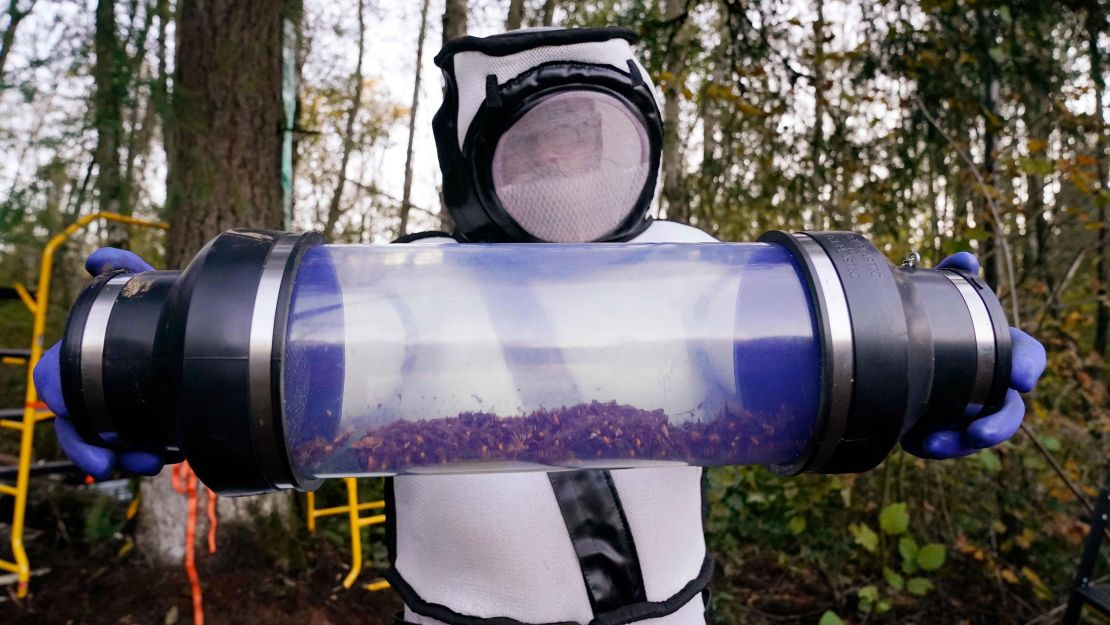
901,251 -> 1047,459
33,248 -> 166,479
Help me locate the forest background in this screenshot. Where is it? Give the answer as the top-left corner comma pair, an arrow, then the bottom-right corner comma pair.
0,0 -> 1107,624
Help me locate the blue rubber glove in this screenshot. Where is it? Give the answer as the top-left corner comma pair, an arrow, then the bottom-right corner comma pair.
33,248 -> 166,479
901,252 -> 1047,459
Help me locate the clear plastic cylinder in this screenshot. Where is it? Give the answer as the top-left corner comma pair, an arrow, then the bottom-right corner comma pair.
282,242 -> 822,479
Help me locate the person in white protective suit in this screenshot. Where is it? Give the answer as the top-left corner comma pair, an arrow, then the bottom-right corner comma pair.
31,26 -> 1044,625
381,28 -> 718,625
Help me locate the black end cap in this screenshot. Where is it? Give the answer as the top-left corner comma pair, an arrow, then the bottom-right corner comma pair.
760,231 -> 911,475
160,229 -> 322,496
60,272 -> 123,448
804,232 -> 910,474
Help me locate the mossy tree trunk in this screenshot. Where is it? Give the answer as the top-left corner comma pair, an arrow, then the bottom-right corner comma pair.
138,0 -> 299,565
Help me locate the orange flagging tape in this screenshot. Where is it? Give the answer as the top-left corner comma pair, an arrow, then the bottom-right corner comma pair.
184,466 -> 202,625
172,462 -> 218,625
206,487 -> 217,554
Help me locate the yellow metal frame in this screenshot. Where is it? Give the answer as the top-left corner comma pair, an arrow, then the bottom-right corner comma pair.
0,211 -> 168,597
306,477 -> 390,591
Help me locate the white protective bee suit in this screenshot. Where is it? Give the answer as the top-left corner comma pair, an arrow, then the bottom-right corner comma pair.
382,28 -> 716,625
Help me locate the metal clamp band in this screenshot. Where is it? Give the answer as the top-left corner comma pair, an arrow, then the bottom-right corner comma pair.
80,273 -> 132,440
794,234 -> 855,471
942,271 -> 996,415
248,234 -> 299,490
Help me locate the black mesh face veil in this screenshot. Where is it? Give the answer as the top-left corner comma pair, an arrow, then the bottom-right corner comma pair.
431,27 -> 663,243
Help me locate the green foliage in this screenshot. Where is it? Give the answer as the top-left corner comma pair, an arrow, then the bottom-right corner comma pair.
917,544 -> 947,571
83,494 -> 124,546
976,449 -> 1003,473
879,503 -> 909,536
818,611 -> 843,625
898,536 -> 918,567
851,523 -> 879,553
883,566 -> 905,590
906,577 -> 936,597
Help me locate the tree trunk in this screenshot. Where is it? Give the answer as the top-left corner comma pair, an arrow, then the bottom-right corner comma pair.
541,0 -> 556,26
152,0 -> 172,193
1089,7 -> 1109,357
163,0 -> 290,264
397,0 -> 430,238
442,0 -> 466,44
506,0 -> 524,30
94,0 -> 127,247
439,0 -> 466,233
121,2 -> 157,213
810,0 -> 826,228
0,0 -> 33,86
324,0 -> 365,241
660,0 -> 688,222
977,9 -> 1000,290
139,0 -> 297,566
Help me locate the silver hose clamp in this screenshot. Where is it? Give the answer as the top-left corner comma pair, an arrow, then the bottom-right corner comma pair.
942,271 -> 997,415
793,234 -> 855,471
80,273 -> 133,440
248,233 -> 300,490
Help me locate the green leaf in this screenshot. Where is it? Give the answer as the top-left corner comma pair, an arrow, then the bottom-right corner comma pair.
880,503 -> 910,535
883,566 -> 905,590
917,544 -> 947,571
1041,435 -> 1061,452
851,523 -> 880,553
818,611 -> 844,625
998,5 -> 1012,25
1018,156 -> 1054,177
898,536 -> 919,562
858,584 -> 879,613
876,599 -> 893,614
902,557 -> 919,575
907,577 -> 935,596
788,515 -> 807,535
962,226 -> 990,241
988,46 -> 1006,65
977,449 -> 1002,473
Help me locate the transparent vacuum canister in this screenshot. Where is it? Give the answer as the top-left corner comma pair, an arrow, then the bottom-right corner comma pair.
282,242 -> 823,480
58,229 -> 1012,495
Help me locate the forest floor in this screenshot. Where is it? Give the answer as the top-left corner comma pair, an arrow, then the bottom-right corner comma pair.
0,539 -> 1060,625
0,476 -> 1081,625
0,530 -> 403,625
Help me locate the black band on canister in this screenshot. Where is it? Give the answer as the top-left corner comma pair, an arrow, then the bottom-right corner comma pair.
802,231 -> 910,473
166,229 -> 323,495
757,232 -> 854,476
61,229 -> 325,494
760,231 -> 1012,475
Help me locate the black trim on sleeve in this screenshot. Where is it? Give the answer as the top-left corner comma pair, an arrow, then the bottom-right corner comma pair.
384,476 -> 397,565
384,567 -> 580,625
386,554 -> 714,625
548,470 -> 647,614
590,556 -> 714,625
